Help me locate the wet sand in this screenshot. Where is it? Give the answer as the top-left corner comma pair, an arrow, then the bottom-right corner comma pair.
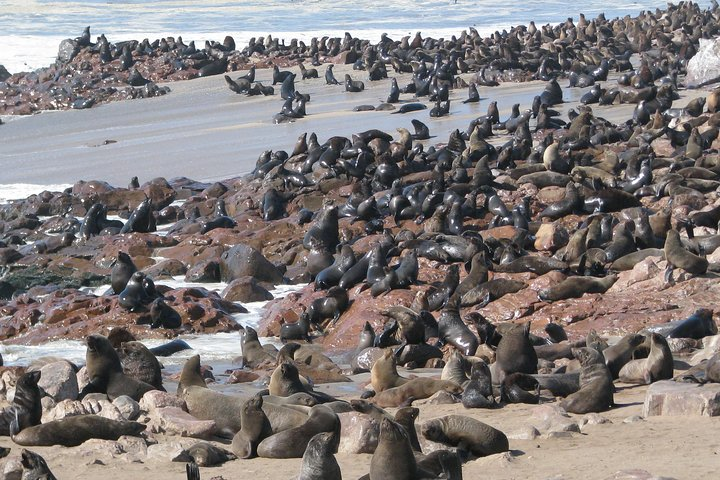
0,63 -> 643,187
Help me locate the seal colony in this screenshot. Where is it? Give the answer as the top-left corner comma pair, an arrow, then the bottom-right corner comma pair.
4,2 -> 720,479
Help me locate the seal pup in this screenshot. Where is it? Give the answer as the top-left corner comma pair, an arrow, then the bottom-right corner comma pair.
560,348 -> 614,414
11,414 -> 145,447
79,334 -> 156,401
296,431 -> 341,480
325,65 -> 340,85
111,251 -> 136,294
619,333 -> 673,384
345,74 -> 365,92
370,349 -> 408,393
603,333 -> 645,379
664,229 -> 708,275
461,361 -> 496,409
0,371 -> 42,435
538,275 -> 618,302
20,449 -> 57,480
175,442 -> 236,467
394,407 -> 421,452
371,378 -> 462,407
230,395 -> 268,458
421,415 -> 509,458
118,271 -> 152,312
256,404 -> 339,459
149,297 -> 181,329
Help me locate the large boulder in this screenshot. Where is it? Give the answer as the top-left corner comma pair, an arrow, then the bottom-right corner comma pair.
219,243 -> 284,284
686,38 -> 720,87
643,380 -> 720,417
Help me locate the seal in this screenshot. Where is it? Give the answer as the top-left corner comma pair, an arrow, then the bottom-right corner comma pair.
79,334 -> 156,401
371,378 -> 462,407
370,349 -> 408,393
19,449 -> 57,480
538,274 -> 618,302
441,350 -> 470,386
345,74 -> 365,92
176,442 -> 236,467
256,404 -> 339,459
303,204 -> 340,253
369,417 -> 435,480
119,197 -> 155,234
461,361 -> 496,409
280,311 -> 312,343
178,355 -> 308,437
619,333 -> 673,384
117,340 -> 165,390
0,371 -> 42,435
296,431 -> 341,480
111,251 -> 137,294
149,297 -> 182,329
381,306 -> 426,346
421,415 -> 509,458
306,286 -> 349,329
276,343 -> 350,383
438,295 -> 480,355
500,373 -> 540,404
325,64 -> 340,85
269,362 -> 336,403
118,271 -> 152,312
394,407 -> 421,452
231,395 -> 269,458
240,326 -> 275,368
149,338 -> 192,357
602,333 -> 645,379
11,414 -> 146,447
559,347 -> 614,414
314,245 -> 356,290
494,322 -> 538,381
667,308 -> 717,339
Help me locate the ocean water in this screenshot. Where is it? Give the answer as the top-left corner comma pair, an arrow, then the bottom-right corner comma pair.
0,0 -> 700,74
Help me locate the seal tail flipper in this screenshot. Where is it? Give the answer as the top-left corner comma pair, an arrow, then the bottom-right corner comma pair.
186,462 -> 200,480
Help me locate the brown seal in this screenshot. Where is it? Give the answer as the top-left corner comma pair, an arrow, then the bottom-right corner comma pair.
494,322 -> 538,382
231,395 -> 269,458
240,326 -> 275,368
177,442 -> 236,467
277,343 -> 350,383
421,414 -> 509,457
20,449 -> 57,480
256,404 -> 339,459
11,414 -> 145,447
461,360 -> 496,409
178,355 -> 307,438
369,417 -> 435,480
559,347 -> 614,414
618,333 -> 674,384
664,229 -> 708,275
602,333 -> 645,379
79,334 -> 156,401
371,378 -> 462,407
370,349 -> 409,393
296,431 -> 342,480
269,362 -> 336,403
538,275 -> 618,302
394,407 -> 421,452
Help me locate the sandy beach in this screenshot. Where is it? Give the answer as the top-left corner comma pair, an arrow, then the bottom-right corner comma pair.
2,63 -> 624,188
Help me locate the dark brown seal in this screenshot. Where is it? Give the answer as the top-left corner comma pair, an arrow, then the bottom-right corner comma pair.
0,371 -> 42,436
117,340 -> 165,390
256,404 -> 339,459
559,348 -> 614,414
297,431 -> 342,480
230,395 -> 269,458
12,414 -> 145,447
79,334 -> 156,401
494,322 -> 538,381
421,414 -> 509,457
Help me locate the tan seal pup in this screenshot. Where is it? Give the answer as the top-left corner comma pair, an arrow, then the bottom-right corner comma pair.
370,349 -> 409,393
371,378 -> 463,408
618,333 -> 673,384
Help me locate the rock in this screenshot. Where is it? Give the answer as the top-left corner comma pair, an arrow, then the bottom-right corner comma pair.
686,37 -> 720,88
140,390 -> 187,413
57,38 -> 80,63
338,412 -> 380,454
0,64 -> 10,82
667,338 -> 700,354
219,244 -> 284,284
76,438 -> 124,462
579,413 -> 612,429
623,415 -> 644,423
37,360 -> 79,401
609,257 -> 663,291
113,395 -> 141,420
222,277 -> 273,303
151,406 -> 216,438
528,404 -> 580,433
507,426 -> 540,440
184,260 -> 220,282
143,259 -> 187,279
118,434 -> 148,461
147,441 -> 191,461
42,399 -> 92,422
643,380 -> 720,417
2,456 -> 22,480
350,347 -> 385,373
534,222 -> 569,252
603,469 -> 677,480
227,370 -> 260,384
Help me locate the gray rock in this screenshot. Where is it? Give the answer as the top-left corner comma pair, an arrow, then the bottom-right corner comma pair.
0,64 -> 10,82
507,425 -> 540,440
113,395 -> 141,421
2,457 -> 22,480
38,361 -> 79,401
528,404 -> 579,433
139,390 -> 187,414
57,38 -> 80,63
150,406 -> 216,438
338,412 -> 380,454
643,380 -> 720,417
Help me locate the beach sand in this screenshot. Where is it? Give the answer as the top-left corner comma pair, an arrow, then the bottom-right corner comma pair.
0,62 -> 667,188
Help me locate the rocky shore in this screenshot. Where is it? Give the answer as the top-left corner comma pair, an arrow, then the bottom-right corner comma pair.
2,1 -> 720,479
